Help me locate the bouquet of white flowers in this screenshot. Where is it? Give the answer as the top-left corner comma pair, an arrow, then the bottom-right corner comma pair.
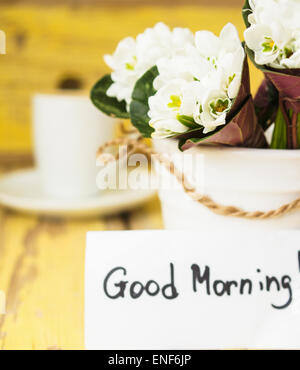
243,0 -> 300,149
91,22 -> 267,150
91,13 -> 300,233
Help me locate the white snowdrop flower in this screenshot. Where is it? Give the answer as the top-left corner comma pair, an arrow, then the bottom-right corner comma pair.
153,51 -> 212,91
153,56 -> 196,91
219,47 -> 244,99
244,0 -> 300,69
136,23 -> 173,62
136,23 -> 194,64
149,23 -> 244,138
148,80 -> 200,138
195,23 -> 242,65
149,75 -> 234,138
244,22 -> 293,67
194,23 -> 244,96
247,0 -> 278,25
154,23 -> 244,97
197,49 -> 244,101
104,37 -> 138,105
249,0 -> 300,30
281,50 -> 300,69
193,88 -> 232,134
170,27 -> 195,55
104,23 -> 195,109
245,0 -> 261,25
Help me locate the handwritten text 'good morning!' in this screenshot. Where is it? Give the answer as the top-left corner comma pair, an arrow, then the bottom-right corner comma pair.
103,263 -> 293,310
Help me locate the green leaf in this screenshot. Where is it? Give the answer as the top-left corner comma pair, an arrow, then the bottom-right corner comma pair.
130,66 -> 158,138
176,115 -> 199,129
270,107 -> 287,149
242,0 -> 252,29
297,114 -> 300,147
90,75 -> 129,119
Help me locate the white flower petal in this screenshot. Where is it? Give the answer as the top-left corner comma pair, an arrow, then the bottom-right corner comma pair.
194,89 -> 230,132
219,23 -> 241,54
281,50 -> 300,68
150,118 -> 189,138
244,24 -> 272,51
195,31 -> 220,57
227,72 -> 242,100
245,0 -> 300,69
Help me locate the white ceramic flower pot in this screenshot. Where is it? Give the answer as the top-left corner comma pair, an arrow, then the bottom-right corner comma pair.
153,139 -> 300,231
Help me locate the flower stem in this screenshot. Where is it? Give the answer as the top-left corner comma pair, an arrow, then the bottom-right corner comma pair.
271,99 -> 300,149
271,107 -> 287,149
291,110 -> 298,149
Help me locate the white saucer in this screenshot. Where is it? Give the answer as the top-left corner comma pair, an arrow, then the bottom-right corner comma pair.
0,169 -> 157,217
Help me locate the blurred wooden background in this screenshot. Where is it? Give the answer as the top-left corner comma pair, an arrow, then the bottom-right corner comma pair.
0,0 -> 261,154
1,0 -> 243,6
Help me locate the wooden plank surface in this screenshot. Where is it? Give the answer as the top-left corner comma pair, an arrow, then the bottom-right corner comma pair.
0,170 -> 162,349
1,0 -> 243,7
0,152 -> 162,350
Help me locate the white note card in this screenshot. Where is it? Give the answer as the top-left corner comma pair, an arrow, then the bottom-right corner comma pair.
85,230 -> 300,350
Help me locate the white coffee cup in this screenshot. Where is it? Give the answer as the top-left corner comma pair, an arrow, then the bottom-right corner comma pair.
33,92 -> 118,198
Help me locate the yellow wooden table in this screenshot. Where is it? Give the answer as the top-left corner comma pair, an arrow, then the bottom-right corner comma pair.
0,159 -> 163,350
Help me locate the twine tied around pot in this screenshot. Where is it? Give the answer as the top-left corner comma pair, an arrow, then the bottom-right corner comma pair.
97,128 -> 300,220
